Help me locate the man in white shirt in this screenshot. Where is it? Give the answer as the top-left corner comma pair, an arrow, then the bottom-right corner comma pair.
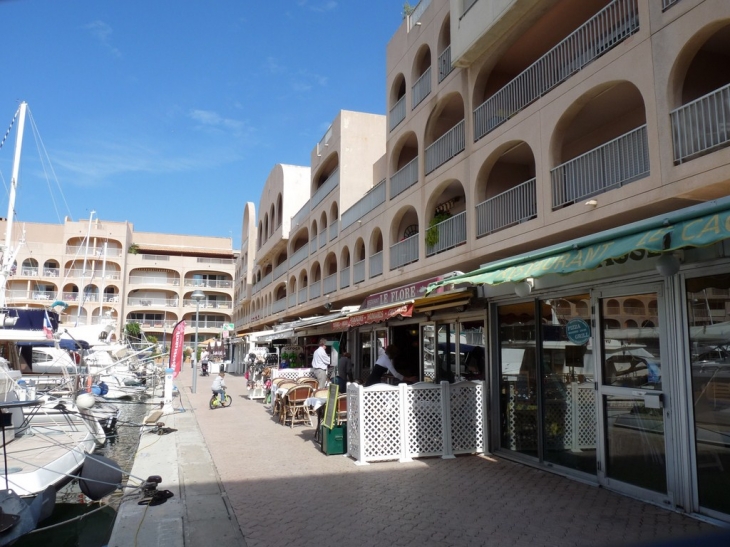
311,338 -> 330,388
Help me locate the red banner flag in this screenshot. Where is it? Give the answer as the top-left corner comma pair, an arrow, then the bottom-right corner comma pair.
169,320 -> 186,378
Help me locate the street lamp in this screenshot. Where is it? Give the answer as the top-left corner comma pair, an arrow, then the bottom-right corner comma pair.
191,290 -> 205,394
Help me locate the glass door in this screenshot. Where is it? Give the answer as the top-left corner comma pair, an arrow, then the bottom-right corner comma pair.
596,286 -> 671,500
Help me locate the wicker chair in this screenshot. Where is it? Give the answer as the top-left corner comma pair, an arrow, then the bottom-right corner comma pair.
297,377 -> 319,388
273,381 -> 297,421
282,385 -> 314,428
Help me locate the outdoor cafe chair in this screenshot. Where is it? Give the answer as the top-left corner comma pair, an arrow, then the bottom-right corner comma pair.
273,381 -> 297,420
297,377 -> 318,388
336,394 -> 348,426
282,385 -> 314,428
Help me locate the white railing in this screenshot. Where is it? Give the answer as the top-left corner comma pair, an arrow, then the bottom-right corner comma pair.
353,260 -> 366,284
319,232 -> 327,249
197,257 -> 235,264
42,268 -> 60,277
311,168 -> 340,208
407,0 -> 431,30
347,381 -> 485,464
390,234 -> 419,270
323,273 -> 337,295
476,178 -> 537,237
412,67 -> 431,109
309,280 -> 321,300
425,120 -> 465,175
438,45 -> 452,83
273,262 -> 288,280
142,254 -> 170,261
389,95 -> 406,132
184,278 -> 231,288
390,157 -> 419,199
65,245 -> 122,257
329,222 -> 338,242
183,299 -> 231,309
66,269 -> 122,280
551,125 -> 649,209
289,245 -> 308,269
288,294 -> 297,308
341,180 -> 386,229
317,125 -> 333,156
260,271 -> 273,288
128,297 -> 179,307
369,251 -> 383,278
63,292 -> 80,302
426,211 -> 467,256
131,275 -> 180,286
474,0 -> 639,141
272,298 -> 287,314
298,287 -> 308,304
188,320 -> 225,329
292,201 -> 311,228
671,83 -> 730,164
340,267 -> 350,289
20,267 -> 38,276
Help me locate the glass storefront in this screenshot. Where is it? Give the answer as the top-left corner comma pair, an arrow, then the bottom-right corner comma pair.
686,273 -> 730,514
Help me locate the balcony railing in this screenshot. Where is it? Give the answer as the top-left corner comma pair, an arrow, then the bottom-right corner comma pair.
65,245 -> 122,257
189,320 -> 225,330
197,257 -> 235,264
389,95 -> 406,132
408,0 -> 431,30
272,298 -> 287,314
66,269 -> 122,280
292,201 -> 311,229
128,297 -> 179,307
426,211 -> 467,257
323,273 -> 337,295
438,46 -> 453,83
183,299 -> 232,309
310,280 -> 321,300
329,222 -> 338,242
462,0 -> 478,16
340,267 -> 350,289
369,251 -> 383,278
671,83 -> 730,164
185,279 -> 230,288
551,125 -> 649,210
43,268 -> 60,277
317,125 -> 332,156
310,238 -> 318,256
412,67 -> 432,109
311,168 -> 340,208
131,275 -> 180,286
390,157 -> 419,199
20,267 -> 38,276
341,180 -> 386,229
289,245 -> 308,269
474,0 -> 639,141
662,0 -> 681,10
273,261 -> 288,280
63,292 -> 80,302
298,287 -> 308,304
142,254 -> 170,261
390,234 -> 419,270
425,120 -> 465,175
319,232 -> 327,249
288,294 -> 297,308
260,272 -> 273,289
353,260 -> 366,284
476,178 -> 537,238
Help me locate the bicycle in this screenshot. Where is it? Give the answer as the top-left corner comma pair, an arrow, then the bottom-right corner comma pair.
209,390 -> 232,409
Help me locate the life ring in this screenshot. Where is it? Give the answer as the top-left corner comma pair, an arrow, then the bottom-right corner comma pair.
86,376 -> 93,393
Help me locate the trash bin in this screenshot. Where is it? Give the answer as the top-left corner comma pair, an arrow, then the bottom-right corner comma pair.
320,424 -> 347,455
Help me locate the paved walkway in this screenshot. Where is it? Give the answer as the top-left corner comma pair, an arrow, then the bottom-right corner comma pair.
112,369 -> 725,547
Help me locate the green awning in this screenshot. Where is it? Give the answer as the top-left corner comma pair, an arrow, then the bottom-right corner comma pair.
427,198 -> 730,292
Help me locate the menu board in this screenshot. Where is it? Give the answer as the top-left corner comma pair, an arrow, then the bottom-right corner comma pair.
322,383 -> 340,430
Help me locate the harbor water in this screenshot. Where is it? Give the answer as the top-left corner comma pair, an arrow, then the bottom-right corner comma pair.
13,396 -> 152,547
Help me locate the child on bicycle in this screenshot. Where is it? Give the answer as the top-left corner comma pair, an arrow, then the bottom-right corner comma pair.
211,372 -> 227,403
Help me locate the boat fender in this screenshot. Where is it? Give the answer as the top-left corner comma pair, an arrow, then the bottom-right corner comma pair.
79,454 -> 123,501
86,376 -> 92,393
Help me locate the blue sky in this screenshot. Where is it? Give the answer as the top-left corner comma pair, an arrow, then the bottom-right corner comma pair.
0,0 -> 403,249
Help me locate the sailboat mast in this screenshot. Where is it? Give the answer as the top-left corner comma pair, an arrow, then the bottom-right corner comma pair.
0,102 -> 27,308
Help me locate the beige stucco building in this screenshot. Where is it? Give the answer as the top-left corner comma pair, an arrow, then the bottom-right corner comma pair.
2,216 -> 236,345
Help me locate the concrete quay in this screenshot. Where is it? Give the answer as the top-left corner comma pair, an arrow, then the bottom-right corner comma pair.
109,370 -> 725,547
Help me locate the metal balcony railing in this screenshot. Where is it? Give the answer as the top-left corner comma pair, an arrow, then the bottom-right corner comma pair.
298,287 -> 308,304
188,320 -> 225,329
289,245 -> 308,269
412,67 -> 432,110
407,0 -> 431,30
341,180 -> 386,229
474,0 -> 639,142
131,275 -> 180,285
310,238 -> 318,256
323,273 -> 337,295
353,260 -> 366,284
425,120 -> 465,175
369,251 -> 383,278
142,254 -> 170,261
340,266 -> 350,289
288,294 -> 297,308
197,257 -> 234,264
66,269 -> 122,280
551,125 -> 649,210
319,232 -> 327,249
20,267 -> 38,276
42,268 -> 60,277
292,201 -> 311,229
310,280 -> 321,300
438,46 -> 453,83
426,211 -> 467,257
311,168 -> 339,208
329,222 -> 338,242
65,245 -> 123,257
128,297 -> 179,307
476,178 -> 537,237
390,157 -> 419,199
389,95 -> 406,132
260,272 -> 273,289
183,299 -> 232,309
272,298 -> 287,314
273,262 -> 288,280
671,83 -> 730,164
317,125 -> 333,156
184,279 -> 231,288
390,234 -> 419,270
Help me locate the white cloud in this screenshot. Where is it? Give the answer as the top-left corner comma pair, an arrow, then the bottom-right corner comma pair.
85,20 -> 121,58
188,109 -> 246,134
297,0 -> 338,12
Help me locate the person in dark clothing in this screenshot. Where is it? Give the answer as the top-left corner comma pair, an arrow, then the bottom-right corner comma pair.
333,351 -> 352,393
364,345 -> 415,386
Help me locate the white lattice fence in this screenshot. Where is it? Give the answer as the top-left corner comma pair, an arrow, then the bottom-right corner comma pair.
348,381 -> 486,465
271,368 -> 314,381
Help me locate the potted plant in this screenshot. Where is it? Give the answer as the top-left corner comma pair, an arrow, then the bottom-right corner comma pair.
425,212 -> 451,247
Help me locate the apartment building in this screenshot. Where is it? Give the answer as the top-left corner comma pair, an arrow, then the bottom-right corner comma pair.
3,216 -> 235,346
235,0 -> 730,522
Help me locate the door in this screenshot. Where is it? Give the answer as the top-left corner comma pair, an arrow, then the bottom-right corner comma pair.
596,286 -> 671,502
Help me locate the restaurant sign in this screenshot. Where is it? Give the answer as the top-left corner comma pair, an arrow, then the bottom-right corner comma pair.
331,303 -> 414,330
361,274 -> 448,310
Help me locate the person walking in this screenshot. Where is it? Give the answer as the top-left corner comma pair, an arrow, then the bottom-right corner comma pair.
311,338 -> 330,388
333,351 -> 352,393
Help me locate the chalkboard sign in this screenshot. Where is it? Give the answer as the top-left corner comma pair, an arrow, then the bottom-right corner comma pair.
322,383 -> 340,430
